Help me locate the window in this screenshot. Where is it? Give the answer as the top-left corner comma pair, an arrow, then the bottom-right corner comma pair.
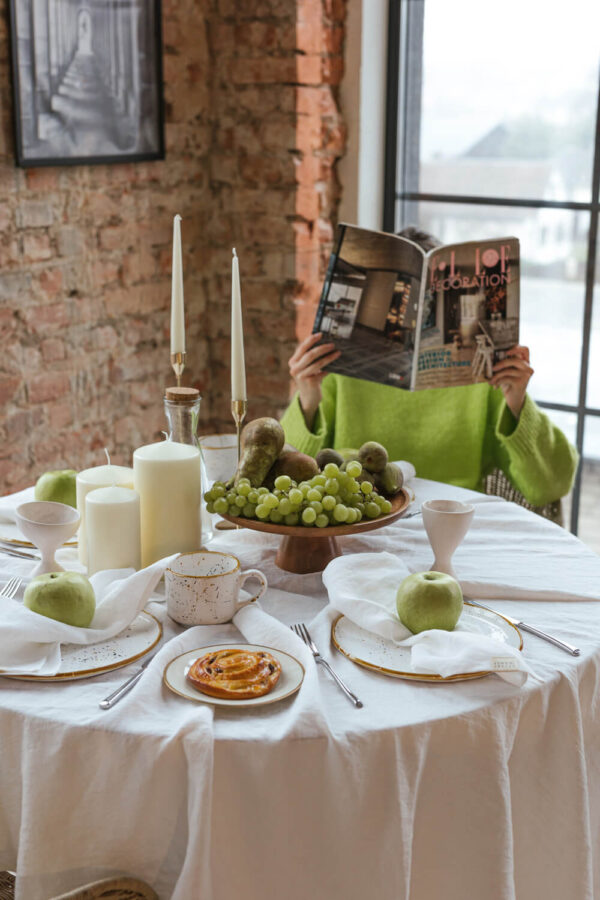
384,0 -> 600,550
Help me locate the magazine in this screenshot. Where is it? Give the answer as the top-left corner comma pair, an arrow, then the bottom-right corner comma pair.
312,224 -> 520,391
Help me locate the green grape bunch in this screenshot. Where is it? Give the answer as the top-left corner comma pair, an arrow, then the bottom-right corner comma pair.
203,460 -> 393,528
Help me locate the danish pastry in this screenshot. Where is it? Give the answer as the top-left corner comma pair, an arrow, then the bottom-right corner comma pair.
186,648 -> 281,700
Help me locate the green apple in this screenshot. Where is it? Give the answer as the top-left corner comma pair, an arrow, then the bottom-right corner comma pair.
24,572 -> 95,627
396,571 -> 463,634
34,469 -> 77,508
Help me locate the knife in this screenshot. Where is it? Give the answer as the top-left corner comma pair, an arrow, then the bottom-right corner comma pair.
99,652 -> 158,709
0,545 -> 39,561
467,599 -> 580,656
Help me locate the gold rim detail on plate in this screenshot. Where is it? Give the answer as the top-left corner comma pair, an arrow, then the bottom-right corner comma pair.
3,612 -> 162,681
331,603 -> 523,683
0,535 -> 78,549
163,642 -> 305,707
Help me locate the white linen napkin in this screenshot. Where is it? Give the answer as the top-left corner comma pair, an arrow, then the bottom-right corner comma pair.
395,460 -> 416,485
322,552 -> 531,685
0,486 -> 35,524
108,625 -> 215,725
234,602 -> 328,736
0,554 -> 177,676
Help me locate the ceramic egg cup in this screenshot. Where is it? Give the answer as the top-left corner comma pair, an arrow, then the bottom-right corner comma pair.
421,499 -> 475,580
15,501 -> 80,577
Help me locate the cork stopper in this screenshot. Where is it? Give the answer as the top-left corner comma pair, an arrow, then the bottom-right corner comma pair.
165,386 -> 200,403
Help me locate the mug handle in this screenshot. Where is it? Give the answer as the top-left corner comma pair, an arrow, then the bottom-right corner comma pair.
235,569 -> 268,611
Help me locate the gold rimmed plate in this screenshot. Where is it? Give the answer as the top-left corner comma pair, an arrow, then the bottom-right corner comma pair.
2,611 -> 161,682
0,525 -> 78,549
164,643 -> 305,708
331,603 -> 523,683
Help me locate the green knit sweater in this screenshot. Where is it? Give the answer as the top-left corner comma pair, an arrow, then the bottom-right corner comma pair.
280,375 -> 578,507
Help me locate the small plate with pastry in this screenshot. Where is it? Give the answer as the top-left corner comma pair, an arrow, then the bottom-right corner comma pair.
163,643 -> 305,708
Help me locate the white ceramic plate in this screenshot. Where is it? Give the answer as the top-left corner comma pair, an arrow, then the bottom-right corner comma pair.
164,643 -> 305,708
331,602 -> 523,682
2,611 -> 162,682
0,523 -> 78,549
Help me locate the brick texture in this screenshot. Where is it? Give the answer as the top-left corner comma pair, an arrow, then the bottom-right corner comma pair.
0,0 -> 346,489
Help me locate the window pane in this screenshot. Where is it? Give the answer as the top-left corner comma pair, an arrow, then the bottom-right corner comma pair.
580,416 -> 600,553
408,201 -> 586,406
587,269 -> 600,410
418,0 -> 600,202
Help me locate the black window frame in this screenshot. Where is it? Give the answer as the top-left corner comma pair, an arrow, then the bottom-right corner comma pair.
384,0 -> 600,535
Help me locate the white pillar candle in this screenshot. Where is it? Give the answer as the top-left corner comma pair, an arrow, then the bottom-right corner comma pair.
86,486 -> 141,576
171,214 -> 185,355
76,465 -> 134,565
231,248 -> 247,401
134,441 -> 201,567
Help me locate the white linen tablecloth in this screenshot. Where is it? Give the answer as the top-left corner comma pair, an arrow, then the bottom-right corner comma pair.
0,478 -> 599,900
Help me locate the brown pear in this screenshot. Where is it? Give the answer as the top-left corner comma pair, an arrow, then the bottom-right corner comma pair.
266,450 -> 319,487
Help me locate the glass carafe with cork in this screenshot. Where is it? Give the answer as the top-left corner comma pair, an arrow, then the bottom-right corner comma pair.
164,386 -> 212,545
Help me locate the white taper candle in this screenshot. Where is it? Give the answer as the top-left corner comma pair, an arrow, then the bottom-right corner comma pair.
231,248 -> 247,401
170,214 -> 185,355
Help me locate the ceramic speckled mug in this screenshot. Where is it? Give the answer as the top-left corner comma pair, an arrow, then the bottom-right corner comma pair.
166,551 -> 268,626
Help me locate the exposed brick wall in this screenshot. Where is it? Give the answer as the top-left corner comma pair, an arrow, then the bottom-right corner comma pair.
0,0 -> 346,491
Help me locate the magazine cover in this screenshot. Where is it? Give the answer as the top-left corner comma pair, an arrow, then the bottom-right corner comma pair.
312,224 -> 520,391
415,238 -> 520,389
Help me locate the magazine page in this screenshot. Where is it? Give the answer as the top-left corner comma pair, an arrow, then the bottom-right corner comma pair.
313,224 -> 426,390
414,237 -> 520,390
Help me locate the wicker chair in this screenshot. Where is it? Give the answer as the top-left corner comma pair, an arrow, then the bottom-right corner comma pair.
0,872 -> 14,900
484,468 -> 564,526
0,873 -> 158,900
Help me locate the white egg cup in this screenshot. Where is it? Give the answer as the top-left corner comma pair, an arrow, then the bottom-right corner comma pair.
421,499 -> 475,580
15,501 -> 80,577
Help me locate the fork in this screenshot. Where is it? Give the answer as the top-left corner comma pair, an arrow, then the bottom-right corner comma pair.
291,623 -> 363,708
0,577 -> 22,601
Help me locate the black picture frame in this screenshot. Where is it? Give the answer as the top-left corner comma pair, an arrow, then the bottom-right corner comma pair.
8,0 -> 165,168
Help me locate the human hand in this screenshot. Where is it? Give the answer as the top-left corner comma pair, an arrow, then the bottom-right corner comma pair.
289,332 -> 341,429
489,344 -> 533,419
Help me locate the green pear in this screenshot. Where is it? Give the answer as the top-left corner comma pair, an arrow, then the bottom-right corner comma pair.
376,462 -> 404,496
34,470 -> 77,508
396,571 -> 463,633
234,418 -> 285,487
24,572 -> 95,627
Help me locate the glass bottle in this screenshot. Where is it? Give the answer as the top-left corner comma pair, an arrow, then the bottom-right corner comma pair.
164,386 -> 201,447
164,386 -> 212,544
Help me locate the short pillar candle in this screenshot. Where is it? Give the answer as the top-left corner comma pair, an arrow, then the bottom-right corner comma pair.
86,486 -> 141,576
133,441 -> 202,567
76,465 -> 134,566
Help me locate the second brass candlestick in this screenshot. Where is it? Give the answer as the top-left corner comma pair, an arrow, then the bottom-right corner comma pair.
231,399 -> 248,463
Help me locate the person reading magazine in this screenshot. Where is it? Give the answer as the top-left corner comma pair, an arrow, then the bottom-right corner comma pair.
281,226 -> 577,507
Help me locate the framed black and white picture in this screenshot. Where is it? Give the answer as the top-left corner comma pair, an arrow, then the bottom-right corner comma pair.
9,0 -> 165,167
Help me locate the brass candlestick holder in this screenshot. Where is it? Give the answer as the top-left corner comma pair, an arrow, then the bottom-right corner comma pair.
231,398 -> 248,462
170,351 -> 186,387
213,398 -> 248,532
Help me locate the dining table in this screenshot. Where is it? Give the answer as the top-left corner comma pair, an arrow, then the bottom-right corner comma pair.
0,476 -> 599,900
